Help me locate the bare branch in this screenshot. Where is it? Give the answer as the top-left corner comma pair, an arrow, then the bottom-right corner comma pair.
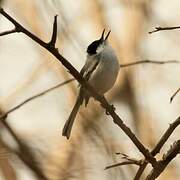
170,88 -> 180,103
134,162 -> 147,180
120,60 -> 179,68
105,153 -> 143,170
0,28 -> 18,36
48,15 -> 58,47
149,26 -> 180,34
0,78 -> 74,120
134,116 -> 180,179
105,161 -> 140,170
152,116 -> 180,156
0,8 -> 157,166
146,140 -> 180,180
0,113 -> 47,180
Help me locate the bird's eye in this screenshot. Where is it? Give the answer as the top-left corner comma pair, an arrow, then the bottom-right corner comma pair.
87,40 -> 102,55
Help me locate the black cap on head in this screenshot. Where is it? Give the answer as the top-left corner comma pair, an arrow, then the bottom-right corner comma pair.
87,29 -> 111,55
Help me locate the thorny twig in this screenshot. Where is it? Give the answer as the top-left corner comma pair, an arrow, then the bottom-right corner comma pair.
149,26 -> 180,34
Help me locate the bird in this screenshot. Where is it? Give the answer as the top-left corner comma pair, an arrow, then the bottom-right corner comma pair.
62,29 -> 120,139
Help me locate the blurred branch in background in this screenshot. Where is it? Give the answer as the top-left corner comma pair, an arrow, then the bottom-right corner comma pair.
170,88 -> 180,103
0,109 -> 47,180
0,59 -> 176,122
0,79 -> 74,120
149,26 -> 180,34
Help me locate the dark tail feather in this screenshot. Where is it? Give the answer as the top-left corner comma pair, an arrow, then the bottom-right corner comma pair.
62,95 -> 83,139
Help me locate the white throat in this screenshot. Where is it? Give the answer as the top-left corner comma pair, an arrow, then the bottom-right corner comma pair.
96,43 -> 106,54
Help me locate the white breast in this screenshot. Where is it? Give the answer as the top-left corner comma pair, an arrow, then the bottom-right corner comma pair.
88,45 -> 119,94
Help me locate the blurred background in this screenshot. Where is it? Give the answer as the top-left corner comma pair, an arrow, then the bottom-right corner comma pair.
0,0 -> 180,179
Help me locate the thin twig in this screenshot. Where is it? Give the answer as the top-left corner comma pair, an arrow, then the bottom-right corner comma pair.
0,59 -> 176,122
0,8 -> 157,165
105,153 -> 143,170
152,116 -> 180,156
170,88 -> 180,103
0,78 -> 74,120
149,26 -> 180,34
145,140 -> 180,180
0,58 -> 177,120
120,60 -> 179,68
0,28 -> 18,36
105,161 -> 140,170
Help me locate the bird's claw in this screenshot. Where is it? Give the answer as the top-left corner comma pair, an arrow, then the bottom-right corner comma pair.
106,105 -> 115,115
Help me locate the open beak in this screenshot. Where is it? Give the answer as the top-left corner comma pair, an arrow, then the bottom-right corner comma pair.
100,29 -> 111,41
105,30 -> 111,40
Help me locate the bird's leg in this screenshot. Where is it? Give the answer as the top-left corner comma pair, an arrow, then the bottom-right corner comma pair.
99,95 -> 116,115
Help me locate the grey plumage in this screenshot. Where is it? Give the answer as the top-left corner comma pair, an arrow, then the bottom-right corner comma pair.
62,30 -> 119,139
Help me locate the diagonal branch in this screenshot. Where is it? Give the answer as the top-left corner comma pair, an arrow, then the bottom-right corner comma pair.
0,58 -> 176,124
145,140 -> 180,180
48,15 -> 58,47
151,116 -> 180,156
170,88 -> 180,103
0,8 -> 157,165
149,26 -> 180,34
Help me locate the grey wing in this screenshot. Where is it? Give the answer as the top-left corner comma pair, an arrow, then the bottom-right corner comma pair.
79,55 -> 101,105
80,55 -> 101,80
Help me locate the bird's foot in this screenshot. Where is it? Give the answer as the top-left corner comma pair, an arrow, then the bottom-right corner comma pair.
106,105 -> 115,115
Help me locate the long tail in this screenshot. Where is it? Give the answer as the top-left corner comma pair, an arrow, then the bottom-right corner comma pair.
62,94 -> 83,139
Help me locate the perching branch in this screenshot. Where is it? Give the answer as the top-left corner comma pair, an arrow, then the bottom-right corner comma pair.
149,26 -> 180,34
146,140 -> 180,180
0,8 -> 156,166
170,88 -> 180,103
0,58 -> 176,121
